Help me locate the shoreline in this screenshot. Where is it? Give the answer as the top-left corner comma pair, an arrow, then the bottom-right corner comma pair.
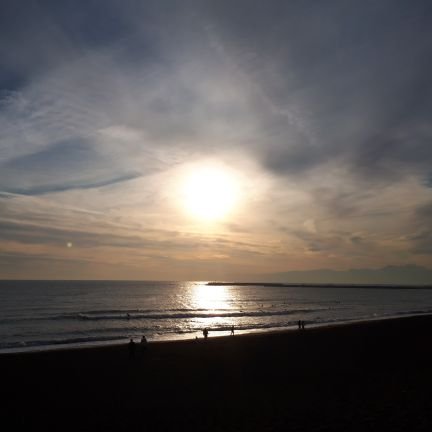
3,311 -> 432,356
3,313 -> 432,430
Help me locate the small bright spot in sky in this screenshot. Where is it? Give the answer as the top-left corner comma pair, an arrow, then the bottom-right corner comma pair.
67,242 -> 73,248
182,165 -> 239,221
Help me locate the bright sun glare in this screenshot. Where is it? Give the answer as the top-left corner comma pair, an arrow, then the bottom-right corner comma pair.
182,165 -> 238,221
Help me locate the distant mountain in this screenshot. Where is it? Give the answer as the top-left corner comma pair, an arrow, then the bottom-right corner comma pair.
259,265 -> 432,285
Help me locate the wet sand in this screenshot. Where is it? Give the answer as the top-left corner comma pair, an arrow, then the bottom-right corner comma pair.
2,315 -> 432,431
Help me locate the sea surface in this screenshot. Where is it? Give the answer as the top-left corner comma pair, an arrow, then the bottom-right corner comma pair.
1,280 -> 432,353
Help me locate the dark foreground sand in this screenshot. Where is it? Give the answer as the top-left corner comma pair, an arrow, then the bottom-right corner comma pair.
2,316 -> 432,431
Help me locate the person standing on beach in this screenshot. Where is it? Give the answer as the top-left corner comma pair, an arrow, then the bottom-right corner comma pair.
140,335 -> 148,355
128,338 -> 136,359
203,328 -> 209,339
298,320 -> 302,330
230,325 -> 235,336
301,321 -> 306,330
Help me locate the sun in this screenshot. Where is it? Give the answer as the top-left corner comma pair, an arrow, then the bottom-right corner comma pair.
182,165 -> 239,221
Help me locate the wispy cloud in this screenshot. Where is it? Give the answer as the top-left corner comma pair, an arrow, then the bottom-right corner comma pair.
1,0 -> 431,279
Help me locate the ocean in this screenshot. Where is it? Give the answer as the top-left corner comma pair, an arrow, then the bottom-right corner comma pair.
1,280 -> 432,353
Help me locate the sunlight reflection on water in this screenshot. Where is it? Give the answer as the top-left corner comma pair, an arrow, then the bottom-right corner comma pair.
188,282 -> 237,333
4,281 -> 432,351
192,283 -> 231,310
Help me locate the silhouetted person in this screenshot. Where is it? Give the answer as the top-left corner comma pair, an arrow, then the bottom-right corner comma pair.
203,328 -> 209,339
298,320 -> 302,330
301,320 -> 305,330
128,338 -> 136,359
230,325 -> 235,336
140,335 -> 147,354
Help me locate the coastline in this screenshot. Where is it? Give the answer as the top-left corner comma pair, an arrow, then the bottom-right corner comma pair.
3,310 -> 432,355
3,314 -> 432,430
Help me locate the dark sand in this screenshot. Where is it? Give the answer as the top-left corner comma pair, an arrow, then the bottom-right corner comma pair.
2,316 -> 432,431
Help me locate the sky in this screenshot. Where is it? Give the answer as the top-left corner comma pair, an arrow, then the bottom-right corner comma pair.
1,0 -> 432,282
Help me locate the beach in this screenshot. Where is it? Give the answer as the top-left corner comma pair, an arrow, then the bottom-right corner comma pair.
2,315 -> 432,431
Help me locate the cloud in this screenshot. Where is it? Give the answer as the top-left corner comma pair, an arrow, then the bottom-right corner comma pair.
410,202 -> 432,255
200,0 -> 432,183
2,0 -> 429,187
1,1 -> 432,278
0,138 -> 141,195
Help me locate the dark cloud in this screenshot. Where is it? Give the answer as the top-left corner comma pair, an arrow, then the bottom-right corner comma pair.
291,230 -> 342,253
0,174 -> 140,196
351,129 -> 432,182
0,139 -> 141,195
0,0 -> 144,90
201,0 -> 432,181
425,175 -> 432,188
2,0 -> 430,183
